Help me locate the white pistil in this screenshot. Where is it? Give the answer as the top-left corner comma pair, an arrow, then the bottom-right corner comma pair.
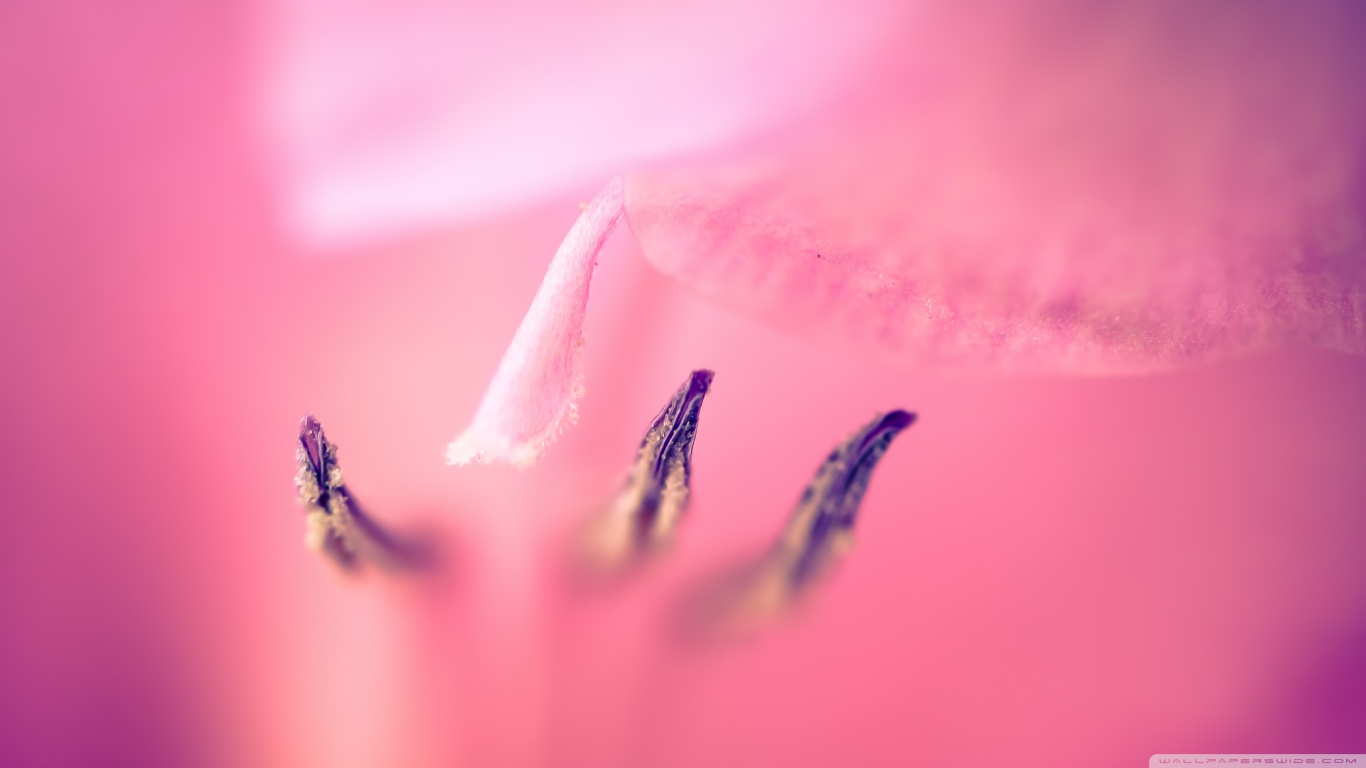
446,177 -> 626,467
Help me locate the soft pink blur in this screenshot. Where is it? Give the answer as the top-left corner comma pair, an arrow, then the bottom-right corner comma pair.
3,3 -> 1366,768
261,0 -> 901,244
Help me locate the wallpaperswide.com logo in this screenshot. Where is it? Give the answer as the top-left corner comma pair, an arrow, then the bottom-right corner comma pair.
1152,757 -> 1364,766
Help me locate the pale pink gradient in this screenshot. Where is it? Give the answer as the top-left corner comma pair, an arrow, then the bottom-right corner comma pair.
260,0 -> 902,244
3,3 -> 1366,768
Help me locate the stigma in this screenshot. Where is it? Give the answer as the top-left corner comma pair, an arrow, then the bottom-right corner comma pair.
447,177 -> 626,467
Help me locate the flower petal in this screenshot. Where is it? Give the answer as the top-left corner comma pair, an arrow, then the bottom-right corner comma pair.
624,1 -> 1366,372
446,177 -> 625,467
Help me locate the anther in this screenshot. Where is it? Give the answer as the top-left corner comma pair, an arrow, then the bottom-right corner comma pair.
575,369 -> 715,577
773,410 -> 915,588
295,414 -> 429,572
683,410 -> 915,637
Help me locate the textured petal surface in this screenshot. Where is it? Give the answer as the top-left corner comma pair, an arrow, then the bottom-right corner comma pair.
624,0 -> 1366,372
446,177 -> 624,467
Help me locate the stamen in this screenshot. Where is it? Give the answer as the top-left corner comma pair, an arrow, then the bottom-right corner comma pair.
576,370 -> 715,576
295,414 -> 429,572
683,410 -> 915,637
447,177 -> 626,467
775,409 -> 915,587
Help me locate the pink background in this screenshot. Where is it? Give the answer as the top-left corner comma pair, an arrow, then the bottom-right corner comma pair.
3,2 -> 1365,767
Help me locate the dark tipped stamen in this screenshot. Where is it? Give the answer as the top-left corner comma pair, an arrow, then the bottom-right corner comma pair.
635,369 -> 714,539
577,370 -> 715,572
295,414 -> 427,572
673,409 -> 914,642
781,410 -> 915,587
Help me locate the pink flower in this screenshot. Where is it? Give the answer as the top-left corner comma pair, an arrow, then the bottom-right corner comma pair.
3,2 -> 1366,767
